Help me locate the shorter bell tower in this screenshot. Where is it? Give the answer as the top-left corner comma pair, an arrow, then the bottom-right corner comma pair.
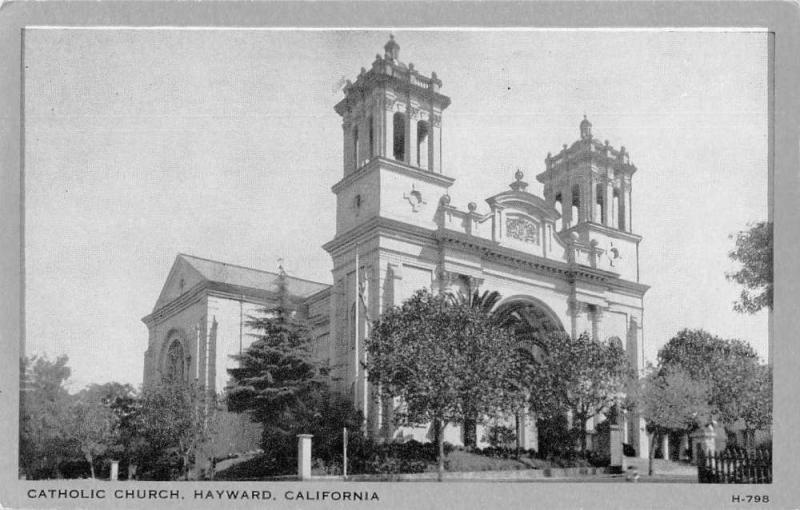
536,117 -> 643,282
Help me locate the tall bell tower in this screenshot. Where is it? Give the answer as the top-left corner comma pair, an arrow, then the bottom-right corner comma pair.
325,36 -> 454,431
334,35 -> 449,178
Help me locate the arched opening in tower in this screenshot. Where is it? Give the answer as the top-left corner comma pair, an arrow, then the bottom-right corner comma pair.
571,184 -> 581,226
367,115 -> 375,160
596,183 -> 605,224
417,120 -> 429,170
554,193 -> 563,231
352,126 -> 360,171
393,112 -> 405,161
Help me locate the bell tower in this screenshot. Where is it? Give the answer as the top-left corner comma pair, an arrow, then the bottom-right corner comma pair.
325,36 -> 455,429
536,117 -> 642,282
334,34 -> 450,177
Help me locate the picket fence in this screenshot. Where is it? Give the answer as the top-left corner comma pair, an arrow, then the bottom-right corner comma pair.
697,449 -> 771,484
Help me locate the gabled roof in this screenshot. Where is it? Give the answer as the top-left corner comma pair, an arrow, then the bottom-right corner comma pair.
151,254 -> 330,313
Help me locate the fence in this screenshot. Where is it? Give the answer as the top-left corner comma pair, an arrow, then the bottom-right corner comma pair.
697,449 -> 772,483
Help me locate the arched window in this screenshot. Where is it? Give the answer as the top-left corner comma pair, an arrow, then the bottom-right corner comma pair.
417,120 -> 429,170
571,184 -> 581,225
393,112 -> 405,161
596,183 -> 605,224
367,115 -> 374,160
554,193 -> 563,231
352,126 -> 360,171
613,188 -> 621,229
165,339 -> 185,383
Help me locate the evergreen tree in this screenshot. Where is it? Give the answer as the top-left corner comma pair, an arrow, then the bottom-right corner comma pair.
226,269 -> 326,450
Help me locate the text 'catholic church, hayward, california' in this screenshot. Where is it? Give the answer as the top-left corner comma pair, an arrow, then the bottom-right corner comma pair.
142,36 -> 650,458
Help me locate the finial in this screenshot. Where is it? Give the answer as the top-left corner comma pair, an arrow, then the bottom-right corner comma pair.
510,168 -> 529,192
440,194 -> 451,206
580,115 -> 593,140
384,34 -> 400,61
467,202 -> 477,212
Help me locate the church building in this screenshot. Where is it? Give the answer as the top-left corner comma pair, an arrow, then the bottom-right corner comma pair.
142,35 -> 650,458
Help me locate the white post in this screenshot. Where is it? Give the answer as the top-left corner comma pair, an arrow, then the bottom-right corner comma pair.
110,460 -> 119,481
297,434 -> 313,480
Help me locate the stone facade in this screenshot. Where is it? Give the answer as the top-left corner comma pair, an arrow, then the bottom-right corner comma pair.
143,36 -> 650,458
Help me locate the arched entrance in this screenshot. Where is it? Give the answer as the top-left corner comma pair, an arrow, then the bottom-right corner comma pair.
461,296 -> 566,448
493,297 -> 565,352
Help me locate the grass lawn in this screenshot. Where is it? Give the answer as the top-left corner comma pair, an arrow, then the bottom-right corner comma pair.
444,450 -> 550,472
214,450 -> 561,480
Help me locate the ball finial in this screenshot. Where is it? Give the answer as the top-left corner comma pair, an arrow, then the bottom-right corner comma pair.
467,202 -> 477,212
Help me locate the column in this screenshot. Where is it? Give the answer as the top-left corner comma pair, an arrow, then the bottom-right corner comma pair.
604,180 -> 614,228
383,100 -> 394,158
562,184 -> 573,228
297,434 -> 313,480
430,111 -> 440,173
662,434 -> 670,460
568,298 -> 578,339
624,182 -> 632,232
403,103 -> 412,164
408,108 -> 418,167
342,120 -> 353,174
579,181 -> 589,223
589,176 -> 598,223
619,181 -> 629,231
590,307 -> 603,342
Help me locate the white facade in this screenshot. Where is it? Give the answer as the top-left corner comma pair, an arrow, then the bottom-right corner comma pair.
144,36 -> 650,458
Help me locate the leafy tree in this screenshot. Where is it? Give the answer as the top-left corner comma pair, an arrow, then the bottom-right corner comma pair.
69,395 -> 118,478
658,329 -> 761,425
726,221 -> 773,314
129,383 -> 209,480
365,289 -> 524,480
740,364 -> 772,443
19,355 -> 75,479
528,332 -> 633,453
634,366 -> 711,475
226,269 -> 327,455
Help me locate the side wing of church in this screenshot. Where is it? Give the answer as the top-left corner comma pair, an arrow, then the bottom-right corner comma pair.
141,254 -> 331,395
143,36 -> 650,458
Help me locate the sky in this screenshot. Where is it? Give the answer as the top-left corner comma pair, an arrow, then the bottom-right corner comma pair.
23,29 -> 769,390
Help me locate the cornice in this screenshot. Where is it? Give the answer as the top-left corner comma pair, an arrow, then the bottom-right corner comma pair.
142,281 -> 321,327
561,222 -> 643,244
331,157 -> 455,195
435,229 -> 649,296
323,216 -> 437,257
